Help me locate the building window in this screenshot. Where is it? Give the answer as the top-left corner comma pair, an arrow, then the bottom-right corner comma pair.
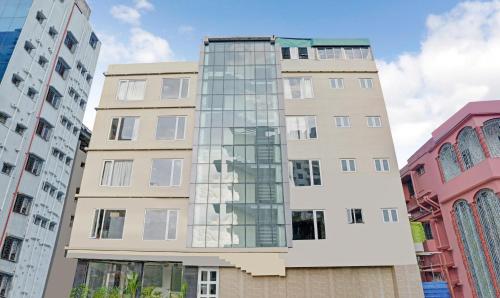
374,159 -> 390,172
334,116 -> 351,128
150,159 -> 183,187
359,78 -> 373,89
1,163 -> 14,176
0,273 -> 11,297
292,210 -> 326,240
35,11 -> 46,23
42,182 -> 56,197
416,165 -> 425,176
55,57 -> 70,79
117,80 -> 146,101
65,157 -> 72,166
298,47 -> 308,59
344,47 -> 371,59
38,55 -> 48,68
13,194 -> 32,215
283,77 -> 313,99
367,116 -> 382,128
89,32 -> 99,49
286,116 -> 317,140
24,40 -> 35,54
15,123 -> 26,135
347,208 -> 364,224
289,160 -> 321,186
86,74 -> 92,84
340,159 -> 356,172
143,209 -> 178,240
36,118 -> 53,141
438,143 -> 462,182
46,86 -> 62,109
0,112 -> 9,125
25,154 -> 43,176
423,222 -> 433,240
48,26 -> 58,38
90,209 -> 126,239
281,47 -> 291,59
100,160 -> 133,187
64,31 -> 78,53
457,127 -> 485,170
11,74 -> 23,87
27,87 -> 37,99
108,117 -> 139,141
482,118 -> 500,157
79,99 -> 87,110
197,268 -> 218,298
1,236 -> 22,262
382,208 -> 398,223
161,78 -> 189,99
329,78 -> 344,89
156,116 -> 186,140
317,47 -> 344,59
49,222 -> 56,231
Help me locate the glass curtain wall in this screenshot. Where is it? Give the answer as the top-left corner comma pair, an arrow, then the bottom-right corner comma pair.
191,39 -> 287,248
0,0 -> 32,82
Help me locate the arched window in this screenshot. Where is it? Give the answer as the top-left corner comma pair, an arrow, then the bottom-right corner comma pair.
457,127 -> 485,169
454,200 -> 496,296
483,118 -> 500,157
438,143 -> 461,182
475,189 -> 500,285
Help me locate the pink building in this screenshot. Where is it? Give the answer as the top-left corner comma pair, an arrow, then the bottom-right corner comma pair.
400,101 -> 500,298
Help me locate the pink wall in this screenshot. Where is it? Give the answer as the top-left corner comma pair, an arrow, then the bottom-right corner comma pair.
400,100 -> 500,298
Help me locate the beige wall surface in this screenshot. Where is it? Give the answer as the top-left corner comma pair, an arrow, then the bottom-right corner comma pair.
68,57 -> 418,276
218,266 -> 422,298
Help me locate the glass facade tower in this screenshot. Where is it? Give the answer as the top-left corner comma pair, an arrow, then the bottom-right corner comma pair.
0,0 -> 32,82
190,38 -> 289,248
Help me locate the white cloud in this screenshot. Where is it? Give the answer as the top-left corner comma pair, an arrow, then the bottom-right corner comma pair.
178,25 -> 195,34
378,0 -> 500,167
134,0 -> 154,11
110,5 -> 141,26
83,28 -> 173,127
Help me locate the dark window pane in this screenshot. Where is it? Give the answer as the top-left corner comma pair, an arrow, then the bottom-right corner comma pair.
292,211 -> 314,240
281,47 -> 291,59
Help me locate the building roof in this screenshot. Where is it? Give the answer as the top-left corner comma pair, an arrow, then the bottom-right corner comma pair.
275,37 -> 370,47
401,100 -> 500,173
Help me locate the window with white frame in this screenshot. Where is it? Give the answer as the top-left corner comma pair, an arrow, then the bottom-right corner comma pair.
150,159 -> 182,187
367,116 -> 382,127
317,47 -> 344,59
198,268 -> 218,298
359,78 -> 373,89
346,208 -> 364,224
382,208 -> 398,223
156,116 -> 186,140
286,116 -> 317,140
108,117 -> 139,141
283,77 -> 313,99
117,80 -> 146,101
374,159 -> 390,172
292,210 -> 326,240
100,160 -> 133,186
344,47 -> 371,60
162,78 -> 189,99
289,160 -> 321,186
340,159 -> 356,172
329,78 -> 344,89
143,209 -> 178,240
90,209 -> 126,239
335,116 -> 351,128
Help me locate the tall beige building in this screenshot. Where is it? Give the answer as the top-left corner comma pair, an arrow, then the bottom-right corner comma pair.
67,36 -> 423,298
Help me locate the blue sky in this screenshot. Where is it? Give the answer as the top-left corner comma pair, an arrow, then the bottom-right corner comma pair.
88,0 -> 459,61
83,0 -> 500,165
